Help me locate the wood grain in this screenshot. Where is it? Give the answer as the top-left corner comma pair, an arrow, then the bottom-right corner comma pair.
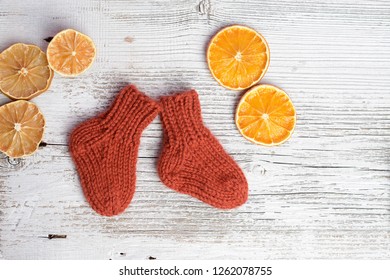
0,0 -> 389,259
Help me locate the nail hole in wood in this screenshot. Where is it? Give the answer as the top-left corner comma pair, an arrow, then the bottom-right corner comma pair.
39,142 -> 47,147
47,234 -> 67,239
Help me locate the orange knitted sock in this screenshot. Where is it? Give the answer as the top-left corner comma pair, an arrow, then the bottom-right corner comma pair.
69,85 -> 160,216
158,90 -> 248,209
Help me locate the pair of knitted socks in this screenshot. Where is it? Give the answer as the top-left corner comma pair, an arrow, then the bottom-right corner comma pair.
69,85 -> 248,216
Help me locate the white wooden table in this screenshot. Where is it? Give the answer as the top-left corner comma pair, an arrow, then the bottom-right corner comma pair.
0,0 -> 389,259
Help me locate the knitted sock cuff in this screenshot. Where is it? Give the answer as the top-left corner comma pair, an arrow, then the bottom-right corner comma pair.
101,85 -> 160,135
160,90 -> 209,142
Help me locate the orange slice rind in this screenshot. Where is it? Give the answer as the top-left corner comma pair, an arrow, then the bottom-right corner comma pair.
207,25 -> 270,90
236,84 -> 296,146
0,100 -> 45,158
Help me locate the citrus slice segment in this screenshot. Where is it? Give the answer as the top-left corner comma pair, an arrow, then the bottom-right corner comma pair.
0,43 -> 53,100
235,84 -> 296,146
207,25 -> 270,90
0,100 -> 45,158
47,29 -> 96,77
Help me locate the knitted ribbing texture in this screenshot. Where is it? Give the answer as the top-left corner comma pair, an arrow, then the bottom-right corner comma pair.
158,90 -> 248,209
69,85 -> 160,216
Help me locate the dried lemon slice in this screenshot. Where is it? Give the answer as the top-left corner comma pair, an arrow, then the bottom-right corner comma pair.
0,100 -> 45,158
47,29 -> 96,77
0,43 -> 53,100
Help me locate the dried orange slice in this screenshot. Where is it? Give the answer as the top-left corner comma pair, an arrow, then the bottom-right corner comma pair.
47,29 -> 96,77
236,84 -> 296,146
0,43 -> 53,100
207,25 -> 270,90
0,100 -> 45,158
